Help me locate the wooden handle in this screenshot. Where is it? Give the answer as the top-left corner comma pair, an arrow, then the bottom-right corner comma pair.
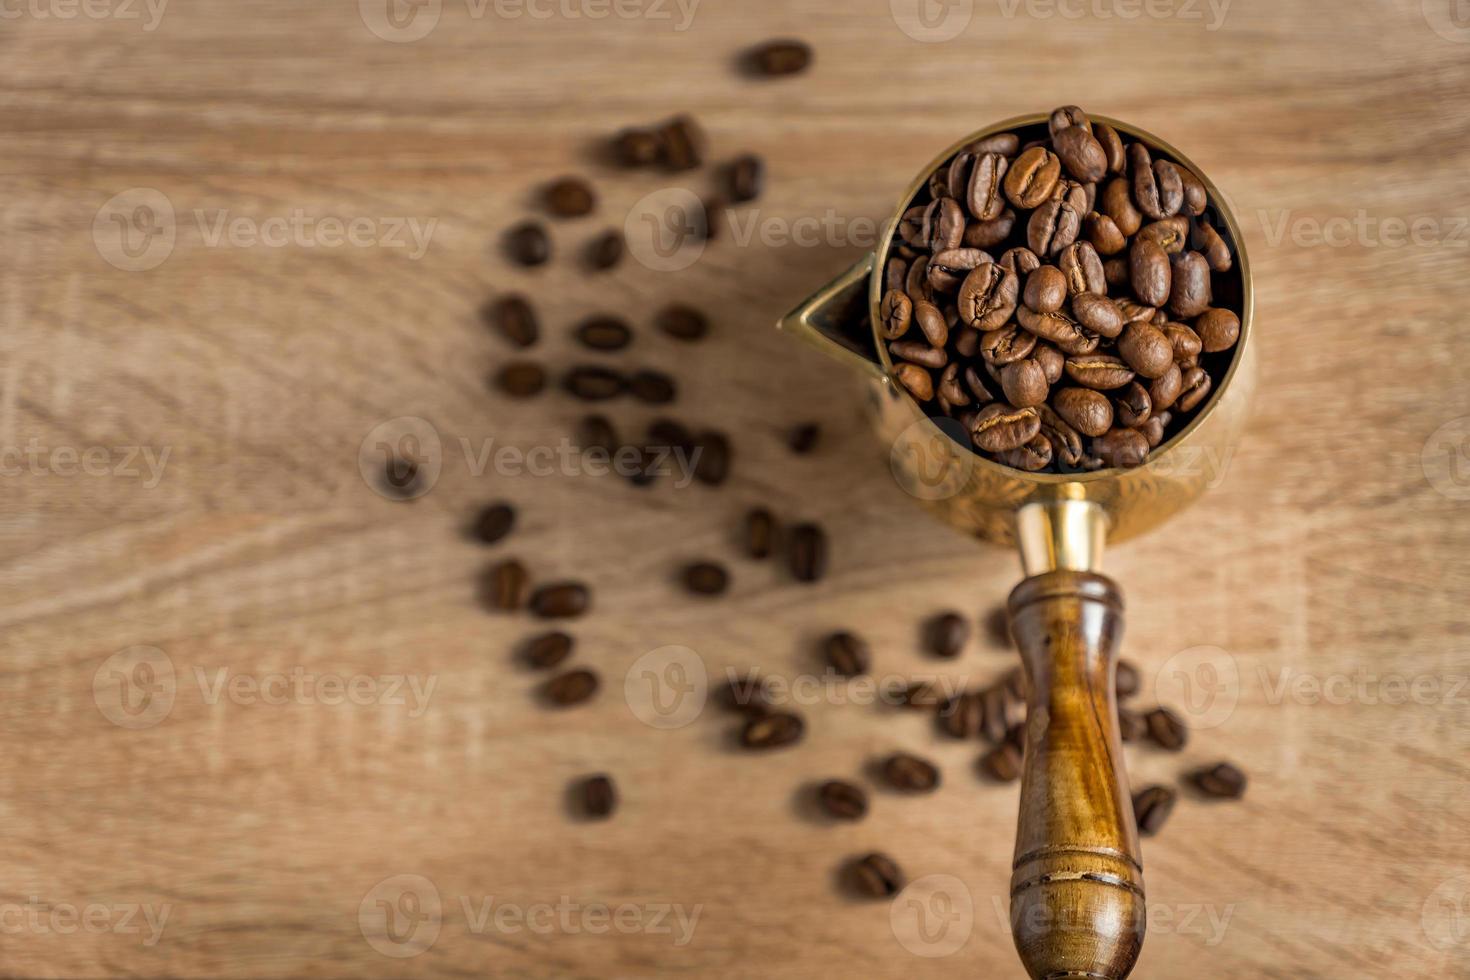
1008,570 -> 1145,980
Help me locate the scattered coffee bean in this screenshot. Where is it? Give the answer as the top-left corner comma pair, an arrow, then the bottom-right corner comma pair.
656,304 -> 709,341
628,370 -> 676,404
847,852 -> 903,898
938,691 -> 984,739
715,674 -> 770,715
530,582 -> 591,619
788,522 -> 828,582
1132,784 -> 1177,836
575,315 -> 632,351
613,127 -> 661,167
787,422 -> 820,454
881,752 -> 940,792
544,668 -> 599,707
585,230 -> 624,270
505,221 -> 550,266
487,559 -> 529,611
496,361 -> 546,398
979,741 -> 1023,782
544,176 -> 596,217
684,561 -> 730,596
523,631 -> 573,669
1190,761 -> 1248,799
741,711 -> 805,749
1118,707 -> 1146,742
725,154 -> 765,203
577,774 -> 617,818
577,414 -> 619,455
1144,706 -> 1189,751
746,39 -> 812,77
657,115 -> 704,171
823,631 -> 870,677
926,612 -> 969,658
473,502 -> 516,544
817,780 -> 868,820
484,294 -> 538,347
693,430 -> 731,485
743,507 -> 778,559
1115,659 -> 1140,699
563,365 -> 626,400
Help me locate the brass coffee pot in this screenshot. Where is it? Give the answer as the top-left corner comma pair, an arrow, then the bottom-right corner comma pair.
778,114 -> 1254,979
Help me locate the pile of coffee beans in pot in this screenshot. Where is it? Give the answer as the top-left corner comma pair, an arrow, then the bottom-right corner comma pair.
880,105 -> 1243,473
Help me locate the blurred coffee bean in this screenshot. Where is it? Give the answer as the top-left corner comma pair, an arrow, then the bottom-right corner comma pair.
523,631 -> 573,670
544,668 -> 599,707
744,507 -> 777,559
1190,762 -> 1248,799
882,752 -> 940,792
684,562 -> 729,596
577,774 -> 617,818
586,230 -> 624,270
1144,706 -> 1189,750
848,853 -> 903,899
1132,784 -> 1177,836
746,39 -> 812,77
629,370 -> 677,404
485,294 -> 538,347
474,502 -> 516,544
725,154 -> 765,202
563,365 -> 626,400
544,177 -> 595,217
496,362 -> 546,398
789,523 -> 828,582
487,559 -> 529,611
530,582 -> 591,619
817,780 -> 868,820
741,712 -> 805,749
505,221 -> 551,266
823,631 -> 870,677
575,315 -> 632,351
926,612 -> 969,658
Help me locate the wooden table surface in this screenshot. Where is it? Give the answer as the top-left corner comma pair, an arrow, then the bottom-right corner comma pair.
4,1 -> 1469,977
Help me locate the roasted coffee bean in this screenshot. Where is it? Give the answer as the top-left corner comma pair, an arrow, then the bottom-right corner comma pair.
905,254 -> 933,302
544,668 -> 599,706
958,263 -> 1019,330
937,363 -> 969,412
1071,293 -> 1123,338
1168,251 -> 1212,318
817,780 -> 868,820
1140,413 -> 1169,448
1049,105 -> 1090,135
898,205 -> 928,248
967,153 -> 1010,221
971,403 -> 1041,452
715,674 -> 770,715
979,325 -> 1036,366
971,131 -> 1021,155
487,559 -> 529,610
1085,211 -> 1128,255
1144,706 -> 1189,750
1152,160 -> 1185,217
1163,322 -> 1203,363
1130,143 -> 1170,220
1094,122 -> 1126,173
1190,761 -> 1248,799
545,176 -> 595,217
923,197 -> 966,252
1000,433 -> 1054,471
1114,381 -> 1152,428
1116,299 -> 1157,324
1053,387 -> 1113,437
1195,218 -> 1233,272
880,289 -> 913,340
913,298 -> 949,348
1117,320 -> 1173,379
684,561 -> 729,596
578,774 -> 617,818
563,365 -> 626,400
1092,427 -> 1149,468
981,683 -> 1013,743
575,315 -> 632,351
928,248 -> 991,292
892,342 -> 945,369
1024,265 -> 1067,313
497,362 -> 547,398
1017,306 -> 1099,355
1000,246 -> 1042,276
474,502 -> 516,544
1175,365 -> 1212,412
629,370 -> 676,404
1103,256 -> 1129,289
656,304 -> 709,341
577,414 -> 618,455
1115,659 -> 1140,699
1129,239 -> 1171,308
485,294 -> 538,347
1139,216 -> 1190,253
1004,146 -> 1063,209
657,114 -> 704,170
1177,166 -> 1208,216
979,741 -> 1022,782
613,127 -> 661,166
885,256 -> 909,293
1033,342 -> 1065,384
1119,708 -> 1146,742
1027,199 -> 1081,257
823,631 -> 870,676
1038,404 -> 1085,468
926,611 -> 969,658
788,522 -> 828,582
1053,124 -> 1108,182
741,711 -> 805,749
1064,355 -> 1134,390
586,230 -> 624,270
1059,240 -> 1107,297
692,430 -> 731,485
1195,307 -> 1241,352
882,752 -> 940,792
530,582 -> 590,618
787,423 -> 820,455
523,630 -> 573,669
964,209 -> 1016,249
647,418 -> 695,453
747,38 -> 812,76
1001,359 -> 1048,408
505,221 -> 551,266
725,154 -> 765,202
938,692 -> 984,738
1133,784 -> 1176,836
848,853 -> 904,899
744,507 -> 778,559
1102,176 -> 1143,236
1149,362 -> 1184,412
963,365 -> 996,404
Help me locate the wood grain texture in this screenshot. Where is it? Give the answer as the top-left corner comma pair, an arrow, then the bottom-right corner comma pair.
1,1 -> 1469,977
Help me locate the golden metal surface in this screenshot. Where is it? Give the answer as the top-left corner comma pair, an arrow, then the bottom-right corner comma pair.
777,113 -> 1255,549
1017,500 -> 1108,575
